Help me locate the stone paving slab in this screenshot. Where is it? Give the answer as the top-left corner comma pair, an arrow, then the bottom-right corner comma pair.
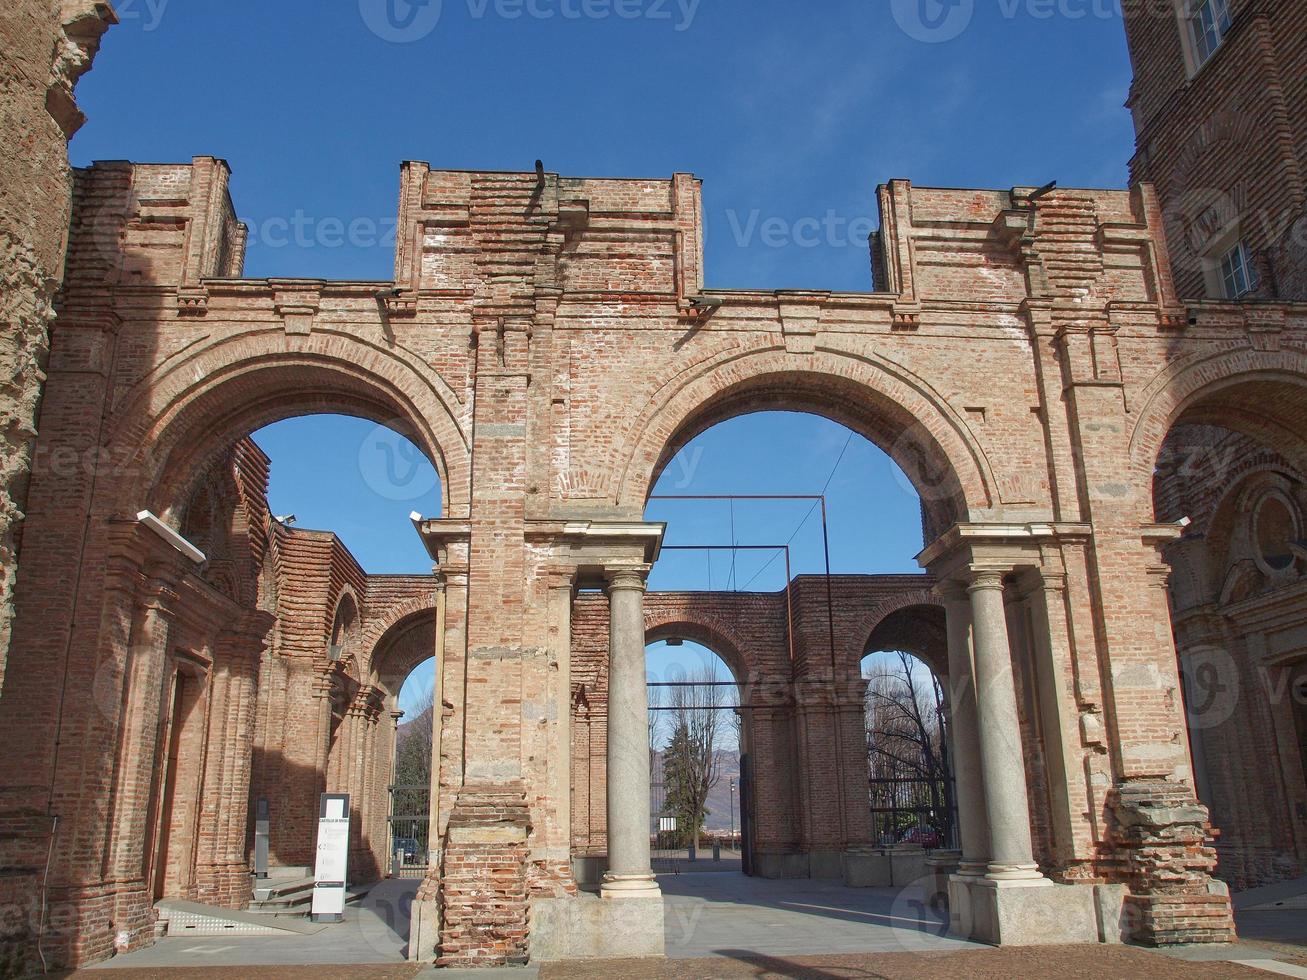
536,946 -> 1281,978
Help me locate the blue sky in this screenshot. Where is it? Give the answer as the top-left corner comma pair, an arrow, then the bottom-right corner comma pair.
77,2 -> 1139,712
70,0 -> 1136,290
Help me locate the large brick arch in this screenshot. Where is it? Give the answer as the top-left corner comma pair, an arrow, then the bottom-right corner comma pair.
610,348 -> 996,539
100,328 -> 470,520
1129,347 -> 1307,519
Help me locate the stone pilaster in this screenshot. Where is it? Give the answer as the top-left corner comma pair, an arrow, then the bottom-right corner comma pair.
601,567 -> 659,899
937,581 -> 989,878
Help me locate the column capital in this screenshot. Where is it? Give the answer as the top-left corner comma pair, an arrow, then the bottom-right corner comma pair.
605,566 -> 649,593
932,578 -> 970,602
965,569 -> 1008,593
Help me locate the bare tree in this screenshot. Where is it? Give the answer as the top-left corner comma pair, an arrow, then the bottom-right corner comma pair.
393,687 -> 435,792
661,664 -> 725,850
864,652 -> 952,844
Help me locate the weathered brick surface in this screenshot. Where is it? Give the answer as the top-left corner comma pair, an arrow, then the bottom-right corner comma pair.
0,0 -> 112,691
6,147 -> 1307,965
1124,0 -> 1307,300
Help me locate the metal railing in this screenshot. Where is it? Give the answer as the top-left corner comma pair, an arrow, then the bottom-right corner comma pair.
869,775 -> 957,850
388,783 -> 431,878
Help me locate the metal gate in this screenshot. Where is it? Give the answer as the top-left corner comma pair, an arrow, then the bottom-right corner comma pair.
868,775 -> 957,849
387,783 -> 431,878
649,770 -> 749,875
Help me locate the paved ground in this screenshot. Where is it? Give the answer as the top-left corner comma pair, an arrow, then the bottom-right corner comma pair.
58,871 -> 1307,978
54,947 -> 1303,979
660,873 -> 976,959
87,879 -> 416,968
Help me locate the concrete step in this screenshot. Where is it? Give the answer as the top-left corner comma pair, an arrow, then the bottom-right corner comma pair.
252,874 -> 316,902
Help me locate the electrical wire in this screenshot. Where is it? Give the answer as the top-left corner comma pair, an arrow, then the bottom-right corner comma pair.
739,432 -> 854,590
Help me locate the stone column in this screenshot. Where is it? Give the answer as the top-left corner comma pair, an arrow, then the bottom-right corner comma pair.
602,567 -> 659,899
939,582 -> 990,877
967,571 -> 1042,881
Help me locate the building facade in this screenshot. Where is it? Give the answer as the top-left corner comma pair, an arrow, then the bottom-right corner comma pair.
1124,0 -> 1307,301
1,2 -> 1306,971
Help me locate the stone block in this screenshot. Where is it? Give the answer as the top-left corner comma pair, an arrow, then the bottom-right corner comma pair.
842,851 -> 891,888
809,850 -> 844,879
530,893 -> 664,961
965,879 -> 1100,946
752,852 -> 811,879
1093,883 -> 1128,944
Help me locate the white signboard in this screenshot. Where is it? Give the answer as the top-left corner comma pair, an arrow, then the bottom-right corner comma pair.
311,794 -> 350,922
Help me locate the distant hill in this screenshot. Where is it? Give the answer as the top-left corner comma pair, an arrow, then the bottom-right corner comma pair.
653,748 -> 741,831
398,716 -> 743,831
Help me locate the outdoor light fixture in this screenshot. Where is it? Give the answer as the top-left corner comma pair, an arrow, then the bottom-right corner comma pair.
274,514 -> 297,526
135,511 -> 206,564
687,295 -> 724,313
665,638 -> 684,647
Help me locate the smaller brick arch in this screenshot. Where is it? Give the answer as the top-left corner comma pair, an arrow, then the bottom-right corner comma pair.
329,588 -> 363,660
645,619 -> 749,686
1129,347 -> 1307,519
861,604 -> 948,680
362,597 -> 439,695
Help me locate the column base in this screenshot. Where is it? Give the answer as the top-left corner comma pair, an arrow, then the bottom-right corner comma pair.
531,891 -> 664,960
601,872 -> 661,899
949,874 -> 1100,946
984,862 -> 1045,881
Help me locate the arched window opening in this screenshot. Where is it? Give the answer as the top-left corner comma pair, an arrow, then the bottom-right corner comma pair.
647,640 -> 741,861
861,650 -> 954,851
390,657 -> 437,877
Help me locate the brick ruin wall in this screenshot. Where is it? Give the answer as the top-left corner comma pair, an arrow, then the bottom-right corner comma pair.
0,1 -> 112,689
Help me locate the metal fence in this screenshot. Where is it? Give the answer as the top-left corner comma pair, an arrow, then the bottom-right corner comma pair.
649,777 -> 744,874
868,776 -> 957,850
388,783 -> 431,878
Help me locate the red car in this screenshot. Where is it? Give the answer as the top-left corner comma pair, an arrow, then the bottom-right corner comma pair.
899,827 -> 942,848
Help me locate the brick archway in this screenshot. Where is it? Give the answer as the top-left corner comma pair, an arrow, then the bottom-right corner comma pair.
612,351 -> 997,541
1129,348 -> 1307,518
858,595 -> 947,680
645,611 -> 753,686
368,608 -> 439,698
362,595 -> 440,690
100,329 -> 469,521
